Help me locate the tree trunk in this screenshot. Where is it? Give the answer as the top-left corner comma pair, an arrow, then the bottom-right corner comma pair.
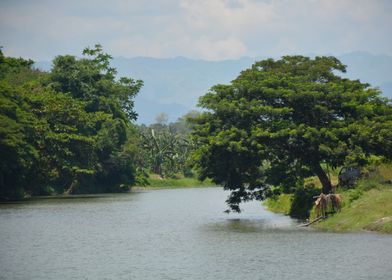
312,163 -> 332,194
65,178 -> 77,195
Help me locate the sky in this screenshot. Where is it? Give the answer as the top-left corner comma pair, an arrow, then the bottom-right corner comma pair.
1,0 -> 392,61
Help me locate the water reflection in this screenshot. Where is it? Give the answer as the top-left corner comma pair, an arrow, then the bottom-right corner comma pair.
0,187 -> 391,280
204,218 -> 298,233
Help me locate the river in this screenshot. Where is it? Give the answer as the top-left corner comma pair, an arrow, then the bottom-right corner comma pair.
0,187 -> 391,280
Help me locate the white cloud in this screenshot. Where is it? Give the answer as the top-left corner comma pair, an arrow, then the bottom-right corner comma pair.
0,0 -> 391,60
193,37 -> 247,60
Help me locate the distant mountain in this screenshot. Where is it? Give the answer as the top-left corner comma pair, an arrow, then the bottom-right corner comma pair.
35,52 -> 392,124
338,51 -> 392,97
111,56 -> 255,124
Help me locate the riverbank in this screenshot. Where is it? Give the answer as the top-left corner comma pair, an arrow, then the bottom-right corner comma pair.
264,164 -> 392,234
314,185 -> 392,233
265,187 -> 392,234
0,176 -> 215,203
133,174 -> 215,190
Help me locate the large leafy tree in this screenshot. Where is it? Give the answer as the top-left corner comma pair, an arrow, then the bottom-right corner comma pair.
0,82 -> 38,198
28,88 -> 106,194
50,44 -> 143,121
47,44 -> 143,193
191,56 -> 392,212
0,45 -> 143,199
0,49 -> 48,198
0,49 -> 108,197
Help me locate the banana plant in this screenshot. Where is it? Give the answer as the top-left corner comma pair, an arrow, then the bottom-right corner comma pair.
140,128 -> 192,178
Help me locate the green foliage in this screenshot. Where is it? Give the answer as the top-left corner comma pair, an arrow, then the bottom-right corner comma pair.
0,82 -> 38,198
263,194 -> 292,215
30,87 -> 102,194
289,186 -> 320,219
0,46 -> 142,199
191,55 -> 392,212
338,163 -> 392,206
265,186 -> 320,219
0,48 -> 38,85
49,44 -> 143,121
141,174 -> 214,189
139,126 -> 192,178
91,125 -> 140,193
345,188 -> 364,204
315,185 -> 392,233
137,112 -> 197,178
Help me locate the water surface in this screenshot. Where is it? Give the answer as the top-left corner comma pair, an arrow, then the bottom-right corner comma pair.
1,187 -> 391,280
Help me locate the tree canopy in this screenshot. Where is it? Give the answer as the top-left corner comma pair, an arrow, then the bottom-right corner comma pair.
0,46 -> 143,199
191,55 -> 392,212
50,44 -> 143,121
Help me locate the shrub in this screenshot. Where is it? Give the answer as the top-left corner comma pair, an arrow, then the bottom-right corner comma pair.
289,186 -> 320,219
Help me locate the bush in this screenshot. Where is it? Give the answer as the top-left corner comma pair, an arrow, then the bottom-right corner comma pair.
289,186 -> 320,219
345,188 -> 364,204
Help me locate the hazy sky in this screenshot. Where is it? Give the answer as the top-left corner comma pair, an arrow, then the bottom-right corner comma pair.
1,0 -> 391,61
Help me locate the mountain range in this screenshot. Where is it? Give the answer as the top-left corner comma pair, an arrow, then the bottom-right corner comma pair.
35,52 -> 392,124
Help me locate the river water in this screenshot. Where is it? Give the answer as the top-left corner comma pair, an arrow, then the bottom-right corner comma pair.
0,187 -> 391,280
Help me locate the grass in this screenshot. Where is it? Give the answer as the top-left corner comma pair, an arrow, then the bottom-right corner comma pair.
315,185 -> 392,233
265,163 -> 392,233
133,173 -> 215,189
263,193 -> 293,215
314,164 -> 392,233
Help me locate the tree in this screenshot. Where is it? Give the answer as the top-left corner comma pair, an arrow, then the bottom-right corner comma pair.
28,87 -> 105,194
191,56 -> 392,212
0,45 -> 143,199
47,44 -> 143,193
0,82 -> 38,198
49,44 -> 143,121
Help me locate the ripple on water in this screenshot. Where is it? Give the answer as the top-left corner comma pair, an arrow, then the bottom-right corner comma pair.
0,187 -> 391,280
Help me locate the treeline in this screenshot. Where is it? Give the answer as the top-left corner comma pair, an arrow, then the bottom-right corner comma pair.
0,45 -> 197,200
0,45 -> 141,198
4,48 -> 391,214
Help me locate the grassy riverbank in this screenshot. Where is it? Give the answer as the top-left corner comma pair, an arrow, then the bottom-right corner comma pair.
133,174 -> 215,189
314,185 -> 392,233
264,164 -> 392,233
263,194 -> 292,215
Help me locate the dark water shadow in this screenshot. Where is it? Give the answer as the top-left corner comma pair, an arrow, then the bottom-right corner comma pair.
0,192 -> 140,206
203,217 -> 305,234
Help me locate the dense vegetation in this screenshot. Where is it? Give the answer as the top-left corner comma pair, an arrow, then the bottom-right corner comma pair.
264,164 -> 392,232
315,165 -> 392,233
0,46 -> 205,200
137,111 -> 199,179
0,45 -> 145,198
2,48 -> 391,224
191,56 -> 392,212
